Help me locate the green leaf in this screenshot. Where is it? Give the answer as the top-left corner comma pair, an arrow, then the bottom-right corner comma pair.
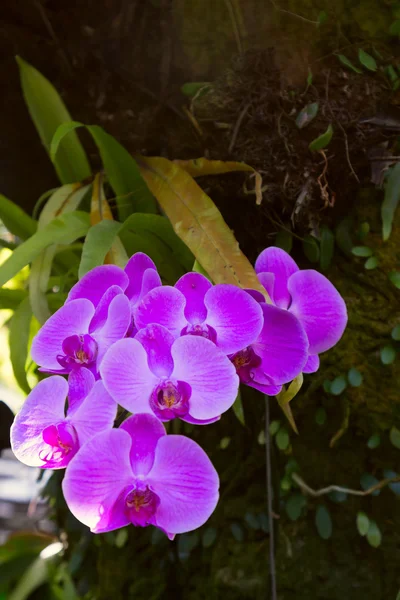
330,375 -> 347,396
391,324 -> 400,341
0,212 -> 90,288
79,220 -> 122,279
30,184 -> 90,324
348,367 -> 363,387
364,256 -> 379,270
360,473 -> 380,496
230,523 -> 244,542
390,20 -> 400,36
389,271 -> 400,289
320,225 -> 335,271
87,125 -> 156,218
309,124 -> 333,152
335,217 -> 354,257
390,426 -> 400,450
269,420 -> 281,436
358,49 -> 377,72
275,230 -> 293,253
317,11 -> 328,26
380,345 -> 396,365
357,221 -> 370,240
50,121 -> 84,163
115,528 -> 129,549
232,389 -> 245,426
202,527 -> 217,548
302,235 -> 320,263
351,246 -> 373,257
277,373 -> 303,434
323,379 -> 332,393
276,428 -> 290,450
0,288 -> 27,311
8,556 -> 49,600
285,494 -> 306,521
315,407 -> 327,425
9,297 -> 32,394
296,102 -> 319,129
181,82 -> 211,98
245,512 -> 260,530
382,163 -> 400,241
356,511 -> 370,536
367,433 -> 381,449
337,54 -> 362,74
366,521 -> 382,548
0,195 -> 37,240
16,57 -> 91,184
315,505 -> 332,539
193,259 -> 211,280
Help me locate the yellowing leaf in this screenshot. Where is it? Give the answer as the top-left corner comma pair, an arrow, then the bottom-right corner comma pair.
174,157 -> 263,205
276,373 -> 303,433
88,174 -> 128,269
136,156 -> 270,299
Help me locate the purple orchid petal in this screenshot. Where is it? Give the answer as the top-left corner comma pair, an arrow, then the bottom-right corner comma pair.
251,303 -> 309,385
134,286 -> 187,337
31,300 -> 95,371
245,288 -> 265,304
287,270 -> 347,354
175,272 -> 212,324
124,253 -> 161,306
181,414 -> 221,425
11,376 -> 69,468
89,285 -> 124,333
205,284 -> 264,354
255,247 -> 299,309
94,294 -> 131,366
247,381 -> 283,396
62,428 -> 133,533
66,265 -> 128,307
68,380 -> 117,446
100,339 -> 159,413
303,354 -> 320,374
257,272 -> 275,303
171,336 -> 239,420
67,367 -> 95,414
120,414 -> 166,476
148,435 -> 219,535
135,324 -> 174,378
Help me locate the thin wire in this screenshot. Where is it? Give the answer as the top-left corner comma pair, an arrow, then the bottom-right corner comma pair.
265,395 -> 277,600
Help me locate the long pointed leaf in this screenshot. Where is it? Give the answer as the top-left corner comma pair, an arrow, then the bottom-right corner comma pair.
276,374 -> 303,433
87,125 -> 157,218
174,158 -> 263,205
0,195 -> 37,240
9,297 -> 32,394
382,163 -> 400,241
136,156 -> 270,298
29,184 -> 90,323
0,212 -> 90,287
16,57 -> 91,184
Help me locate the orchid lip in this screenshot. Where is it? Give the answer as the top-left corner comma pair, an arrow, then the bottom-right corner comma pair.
150,380 -> 190,421
181,323 -> 217,343
39,422 -> 79,465
57,334 -> 98,371
124,484 -> 160,527
230,346 -> 262,383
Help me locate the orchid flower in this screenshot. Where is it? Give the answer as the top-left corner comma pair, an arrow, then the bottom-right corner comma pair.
11,376 -> 117,469
100,323 -> 238,424
254,247 -> 348,373
230,303 -> 309,395
66,253 -> 161,336
62,413 -> 219,538
134,272 -> 264,354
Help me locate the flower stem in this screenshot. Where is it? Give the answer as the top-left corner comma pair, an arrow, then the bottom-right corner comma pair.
265,395 -> 277,600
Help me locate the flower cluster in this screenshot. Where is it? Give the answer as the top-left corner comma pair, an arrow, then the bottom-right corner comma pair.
11,248 -> 347,539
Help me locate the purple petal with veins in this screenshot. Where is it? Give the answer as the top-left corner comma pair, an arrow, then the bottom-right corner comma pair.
62,413 -> 219,536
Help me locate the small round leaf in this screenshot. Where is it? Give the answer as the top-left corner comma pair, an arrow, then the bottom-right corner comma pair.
348,367 -> 363,387
330,375 -> 347,396
366,521 -> 382,548
356,511 -> 370,536
380,345 -> 396,365
315,505 -> 332,540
